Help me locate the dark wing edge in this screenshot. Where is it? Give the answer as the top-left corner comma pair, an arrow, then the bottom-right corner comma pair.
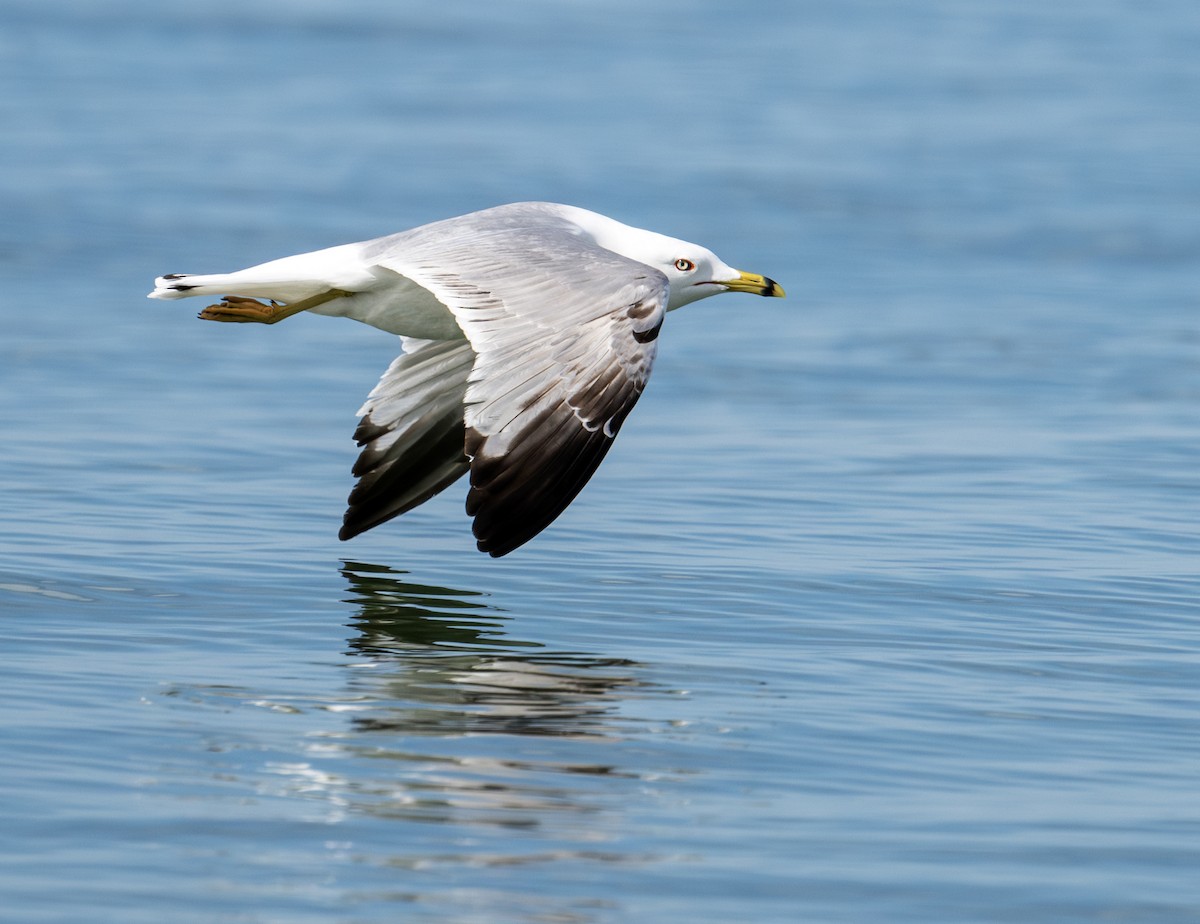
464,294 -> 664,557
339,339 -> 475,541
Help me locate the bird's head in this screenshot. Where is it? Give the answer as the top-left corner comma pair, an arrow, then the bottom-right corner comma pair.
563,206 -> 785,311
646,239 -> 786,310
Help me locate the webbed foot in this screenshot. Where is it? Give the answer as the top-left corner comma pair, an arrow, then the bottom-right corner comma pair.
198,296 -> 287,324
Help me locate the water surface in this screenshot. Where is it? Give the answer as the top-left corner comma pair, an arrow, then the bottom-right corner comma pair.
2,1 -> 1199,921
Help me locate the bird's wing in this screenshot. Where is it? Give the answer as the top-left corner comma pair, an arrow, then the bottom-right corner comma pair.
365,216 -> 668,556
340,337 -> 475,541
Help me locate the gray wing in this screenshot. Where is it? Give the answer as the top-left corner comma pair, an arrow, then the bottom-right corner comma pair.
339,338 -> 474,541
366,208 -> 668,556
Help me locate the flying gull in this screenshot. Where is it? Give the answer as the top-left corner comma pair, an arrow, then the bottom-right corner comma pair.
149,202 -> 785,556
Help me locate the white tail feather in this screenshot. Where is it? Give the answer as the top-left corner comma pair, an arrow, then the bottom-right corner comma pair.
148,273 -> 255,300
147,241 -> 375,303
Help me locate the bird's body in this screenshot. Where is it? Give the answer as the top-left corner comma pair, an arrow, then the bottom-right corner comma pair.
150,202 -> 784,556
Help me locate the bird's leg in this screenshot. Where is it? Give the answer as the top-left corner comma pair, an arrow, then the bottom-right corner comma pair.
198,289 -> 353,324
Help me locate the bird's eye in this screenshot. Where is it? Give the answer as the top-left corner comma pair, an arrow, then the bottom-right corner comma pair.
674,258 -> 695,272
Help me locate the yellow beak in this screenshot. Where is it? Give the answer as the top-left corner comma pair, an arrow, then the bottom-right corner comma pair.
724,269 -> 786,298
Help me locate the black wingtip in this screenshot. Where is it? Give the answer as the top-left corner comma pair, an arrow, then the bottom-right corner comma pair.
476,533 -> 518,557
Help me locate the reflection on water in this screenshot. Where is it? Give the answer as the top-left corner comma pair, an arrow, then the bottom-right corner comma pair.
340,561 -> 646,739
248,562 -> 664,842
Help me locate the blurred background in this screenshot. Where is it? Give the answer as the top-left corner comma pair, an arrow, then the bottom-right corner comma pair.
2,1 -> 1198,922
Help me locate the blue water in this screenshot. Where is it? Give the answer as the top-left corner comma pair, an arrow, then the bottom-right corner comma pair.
3,1 -> 1200,921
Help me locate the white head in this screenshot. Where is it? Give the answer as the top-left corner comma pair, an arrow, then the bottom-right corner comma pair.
559,205 -> 785,311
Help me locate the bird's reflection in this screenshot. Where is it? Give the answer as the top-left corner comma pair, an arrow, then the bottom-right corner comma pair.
339,561 -> 646,739
253,562 -> 670,843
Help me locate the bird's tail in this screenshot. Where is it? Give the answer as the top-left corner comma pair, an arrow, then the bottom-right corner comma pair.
147,242 -> 369,303
148,273 -> 242,300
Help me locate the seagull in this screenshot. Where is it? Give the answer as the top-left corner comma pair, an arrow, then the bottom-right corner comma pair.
149,202 -> 784,556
